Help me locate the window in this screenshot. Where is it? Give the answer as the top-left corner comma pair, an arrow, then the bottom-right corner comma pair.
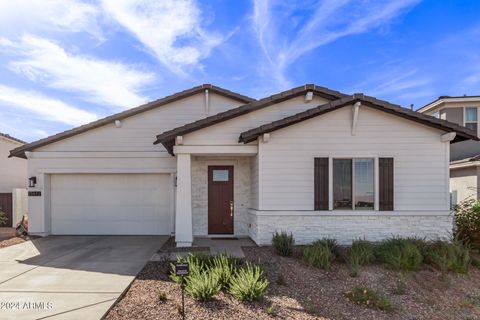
212,169 -> 229,181
465,107 -> 478,132
333,158 -> 374,210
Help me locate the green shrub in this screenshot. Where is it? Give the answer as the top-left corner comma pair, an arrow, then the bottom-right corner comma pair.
314,238 -> 339,257
272,231 -> 294,256
346,287 -> 393,312
377,238 -> 423,271
211,254 -> 238,289
169,253 -> 210,284
228,263 -> 269,301
347,239 -> 375,277
303,241 -> 335,270
455,199 -> 480,247
424,240 -> 470,275
0,208 -> 7,227
185,271 -> 221,301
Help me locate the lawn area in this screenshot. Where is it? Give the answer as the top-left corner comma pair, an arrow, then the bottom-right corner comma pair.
106,245 -> 480,320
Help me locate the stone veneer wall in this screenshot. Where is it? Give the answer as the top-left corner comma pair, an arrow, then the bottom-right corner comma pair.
248,210 -> 454,245
192,157 -> 251,236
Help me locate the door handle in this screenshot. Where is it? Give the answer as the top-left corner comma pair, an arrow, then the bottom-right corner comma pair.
230,200 -> 234,217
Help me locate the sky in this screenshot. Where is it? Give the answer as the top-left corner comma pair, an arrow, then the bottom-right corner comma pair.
0,0 -> 479,143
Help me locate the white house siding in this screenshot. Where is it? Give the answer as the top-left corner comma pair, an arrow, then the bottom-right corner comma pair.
0,137 -> 27,193
191,157 -> 251,236
247,105 -> 452,245
37,92 -> 242,153
450,167 -> 478,203
182,95 -> 331,146
26,92 -> 244,235
259,106 -> 449,211
248,210 -> 454,245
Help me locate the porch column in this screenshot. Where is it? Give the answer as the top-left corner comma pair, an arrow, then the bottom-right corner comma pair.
175,153 -> 193,247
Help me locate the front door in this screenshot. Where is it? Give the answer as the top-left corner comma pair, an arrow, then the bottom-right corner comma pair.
208,166 -> 234,234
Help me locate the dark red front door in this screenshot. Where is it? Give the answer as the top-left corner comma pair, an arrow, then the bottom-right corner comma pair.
208,166 -> 234,234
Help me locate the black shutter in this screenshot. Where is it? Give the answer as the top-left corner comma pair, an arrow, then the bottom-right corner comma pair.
379,158 -> 394,211
314,158 -> 329,210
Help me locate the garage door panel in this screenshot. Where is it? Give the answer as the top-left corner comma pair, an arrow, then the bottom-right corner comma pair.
51,174 -> 172,235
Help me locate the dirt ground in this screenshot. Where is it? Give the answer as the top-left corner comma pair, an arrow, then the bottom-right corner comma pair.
106,246 -> 480,320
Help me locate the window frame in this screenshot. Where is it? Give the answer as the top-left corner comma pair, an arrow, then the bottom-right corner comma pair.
464,106 -> 479,135
328,157 -> 380,211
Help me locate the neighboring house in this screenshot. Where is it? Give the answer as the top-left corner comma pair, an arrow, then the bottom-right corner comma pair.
418,96 -> 480,204
0,133 -> 27,227
10,84 -> 478,246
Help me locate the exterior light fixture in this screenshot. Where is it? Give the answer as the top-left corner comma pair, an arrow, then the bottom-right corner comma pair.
29,176 -> 37,188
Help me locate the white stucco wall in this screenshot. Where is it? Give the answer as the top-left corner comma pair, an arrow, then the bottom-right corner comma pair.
450,166 -> 478,203
191,156 -> 251,236
0,137 -> 27,192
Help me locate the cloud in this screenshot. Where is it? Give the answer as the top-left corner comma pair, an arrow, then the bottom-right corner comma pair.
0,85 -> 98,126
101,0 -> 223,75
252,0 -> 421,88
0,0 -> 103,40
2,35 -> 154,109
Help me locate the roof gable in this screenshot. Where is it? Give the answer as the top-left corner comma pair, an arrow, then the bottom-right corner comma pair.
0,132 -> 25,145
10,84 -> 254,158
155,84 -> 348,154
239,94 -> 479,144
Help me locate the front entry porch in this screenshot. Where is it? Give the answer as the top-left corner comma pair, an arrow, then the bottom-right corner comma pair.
173,145 -> 257,247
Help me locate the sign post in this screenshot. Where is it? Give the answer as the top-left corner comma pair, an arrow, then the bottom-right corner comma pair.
175,262 -> 189,320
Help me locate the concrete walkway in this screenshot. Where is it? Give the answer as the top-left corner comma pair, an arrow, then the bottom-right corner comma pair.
0,235 -> 168,320
152,237 -> 256,261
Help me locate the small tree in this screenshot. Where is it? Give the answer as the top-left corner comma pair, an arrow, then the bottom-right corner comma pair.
0,207 -> 7,226
455,199 -> 480,247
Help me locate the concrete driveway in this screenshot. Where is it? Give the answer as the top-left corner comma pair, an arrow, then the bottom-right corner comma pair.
0,235 -> 168,320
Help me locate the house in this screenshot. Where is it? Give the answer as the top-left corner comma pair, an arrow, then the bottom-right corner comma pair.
0,133 -> 28,227
9,84 -> 478,246
418,96 -> 480,204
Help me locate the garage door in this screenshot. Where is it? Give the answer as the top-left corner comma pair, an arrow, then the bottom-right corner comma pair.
50,174 -> 172,235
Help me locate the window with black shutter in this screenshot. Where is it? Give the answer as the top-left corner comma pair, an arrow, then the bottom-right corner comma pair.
314,158 -> 329,210
379,158 -> 394,211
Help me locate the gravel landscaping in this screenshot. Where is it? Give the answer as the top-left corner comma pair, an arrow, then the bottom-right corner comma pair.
0,228 -> 37,248
106,246 -> 480,320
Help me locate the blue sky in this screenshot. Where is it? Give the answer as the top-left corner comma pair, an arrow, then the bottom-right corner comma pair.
0,0 -> 479,142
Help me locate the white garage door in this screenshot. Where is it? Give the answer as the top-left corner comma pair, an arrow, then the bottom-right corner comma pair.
50,174 -> 172,235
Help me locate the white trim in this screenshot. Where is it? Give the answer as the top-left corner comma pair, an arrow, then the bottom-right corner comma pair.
418,97 -> 480,113
445,142 -> 450,210
258,138 -> 264,210
328,157 -> 333,210
37,168 -> 176,174
450,161 -> 480,169
27,151 -> 171,158
173,145 -> 258,155
248,209 -> 451,217
374,157 -> 379,210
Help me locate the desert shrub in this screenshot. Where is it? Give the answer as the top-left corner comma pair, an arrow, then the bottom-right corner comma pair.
169,253 -> 210,284
347,239 -> 376,277
211,254 -> 238,289
228,263 -> 269,301
272,231 -> 294,256
455,199 -> 480,248
346,287 -> 393,312
157,290 -> 168,302
424,239 -> 470,275
303,241 -> 335,270
376,238 -> 423,271
185,271 -> 221,301
0,208 -> 7,226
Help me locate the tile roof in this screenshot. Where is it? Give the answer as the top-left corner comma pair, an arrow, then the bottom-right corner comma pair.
238,94 -> 479,144
10,84 -> 255,159
0,132 -> 26,145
